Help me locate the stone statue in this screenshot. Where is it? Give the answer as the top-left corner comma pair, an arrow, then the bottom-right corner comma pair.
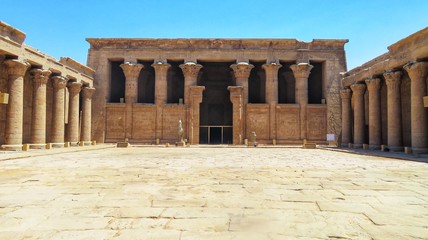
177,120 -> 184,142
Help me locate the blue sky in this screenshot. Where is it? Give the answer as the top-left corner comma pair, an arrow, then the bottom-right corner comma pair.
2,0 -> 428,70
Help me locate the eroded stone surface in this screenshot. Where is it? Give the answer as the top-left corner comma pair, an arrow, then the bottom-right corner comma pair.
0,147 -> 427,239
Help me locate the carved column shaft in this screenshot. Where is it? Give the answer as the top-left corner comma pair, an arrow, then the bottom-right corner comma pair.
30,69 -> 51,147
263,63 -> 282,141
66,82 -> 82,144
404,62 -> 428,153
120,63 -> 143,140
351,83 -> 366,148
3,60 -> 29,150
153,62 -> 171,105
51,76 -> 68,145
290,63 -> 313,140
81,87 -> 95,143
365,78 -> 382,149
189,86 -> 205,144
340,89 -> 352,147
228,86 -> 244,144
384,71 -> 403,151
231,63 -> 254,104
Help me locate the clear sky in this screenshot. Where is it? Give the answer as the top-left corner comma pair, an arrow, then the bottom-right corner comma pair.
2,0 -> 428,70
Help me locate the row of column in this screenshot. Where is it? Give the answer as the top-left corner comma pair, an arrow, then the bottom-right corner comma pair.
341,61 -> 428,153
2,59 -> 95,150
119,61 -> 314,143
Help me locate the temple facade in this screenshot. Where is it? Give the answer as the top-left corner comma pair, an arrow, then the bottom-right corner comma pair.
0,21 -> 95,150
87,38 -> 347,145
341,27 -> 428,154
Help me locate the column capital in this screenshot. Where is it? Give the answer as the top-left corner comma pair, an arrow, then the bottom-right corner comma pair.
230,62 -> 254,79
67,81 -> 82,94
151,61 -> 171,71
340,88 -> 352,99
290,63 -> 313,79
5,59 -> 30,76
384,71 -> 402,90
120,62 -> 144,79
31,69 -> 51,85
365,78 -> 381,91
403,61 -> 428,81
180,62 -> 203,79
262,63 -> 282,72
82,87 -> 96,99
350,83 -> 366,95
52,76 -> 68,89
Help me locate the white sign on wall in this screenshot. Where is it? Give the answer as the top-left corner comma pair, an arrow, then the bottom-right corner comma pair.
326,134 -> 335,141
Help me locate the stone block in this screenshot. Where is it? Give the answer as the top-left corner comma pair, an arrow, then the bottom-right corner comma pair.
64,142 -> 70,148
22,144 -> 30,151
156,138 -> 160,145
272,139 -> 276,145
116,142 -> 130,148
91,140 -> 96,145
404,147 -> 412,154
79,141 -> 84,147
176,141 -> 185,147
303,143 -> 317,149
46,143 -> 52,149
381,145 -> 389,151
424,96 -> 428,107
363,144 -> 369,150
348,143 -> 353,148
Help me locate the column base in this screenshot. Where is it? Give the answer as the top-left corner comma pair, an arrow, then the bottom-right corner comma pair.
353,143 -> 363,148
411,147 -> 428,154
30,144 -> 47,149
80,141 -> 92,146
369,144 -> 381,150
388,146 -> 404,152
50,143 -> 65,148
1,144 -> 23,151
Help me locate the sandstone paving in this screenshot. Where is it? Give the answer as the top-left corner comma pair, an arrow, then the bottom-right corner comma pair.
0,146 -> 427,239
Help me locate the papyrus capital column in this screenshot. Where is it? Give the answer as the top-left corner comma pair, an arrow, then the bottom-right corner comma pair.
120,62 -> 143,104
384,71 -> 403,151
350,83 -> 366,148
228,86 -> 244,145
340,88 -> 352,147
365,78 -> 382,149
290,63 -> 313,140
30,69 -> 51,148
189,86 -> 205,145
152,62 -> 171,105
180,62 -> 203,104
2,59 -> 30,150
231,62 -> 254,104
66,82 -> 82,145
262,63 -> 282,104
51,76 -> 68,147
404,62 -> 428,153
81,87 -> 96,144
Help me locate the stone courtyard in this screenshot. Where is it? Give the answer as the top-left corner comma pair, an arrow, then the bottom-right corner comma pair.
0,146 -> 427,239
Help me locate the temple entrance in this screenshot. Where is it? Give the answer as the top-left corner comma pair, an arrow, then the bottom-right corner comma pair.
198,61 -> 234,144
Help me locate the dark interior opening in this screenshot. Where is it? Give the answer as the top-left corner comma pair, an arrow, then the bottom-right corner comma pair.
198,61 -> 234,144
278,61 -> 296,103
167,60 -> 185,103
137,60 -> 155,103
109,60 -> 125,103
248,61 -> 266,103
308,61 -> 324,104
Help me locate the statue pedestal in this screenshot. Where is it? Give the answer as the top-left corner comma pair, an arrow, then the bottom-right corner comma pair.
176,141 -> 185,147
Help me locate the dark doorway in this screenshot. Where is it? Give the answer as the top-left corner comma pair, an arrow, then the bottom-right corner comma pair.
198,61 -> 234,144
278,61 -> 296,103
109,60 -> 125,103
308,61 -> 324,104
167,60 -> 185,103
137,60 -> 155,103
248,61 -> 266,103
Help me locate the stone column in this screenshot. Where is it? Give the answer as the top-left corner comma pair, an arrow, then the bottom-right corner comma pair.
340,88 -> 352,147
180,62 -> 203,105
152,62 -> 171,140
350,83 -> 366,148
189,86 -> 205,144
120,62 -> 143,140
365,78 -> 382,149
228,86 -> 244,145
66,82 -> 82,145
2,60 -> 30,150
404,62 -> 428,153
30,69 -> 51,148
384,71 -> 403,151
50,76 -> 68,147
290,63 -> 313,140
81,87 -> 96,145
263,63 -> 282,142
230,62 -> 254,104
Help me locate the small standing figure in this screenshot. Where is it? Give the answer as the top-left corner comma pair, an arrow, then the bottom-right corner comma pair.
251,131 -> 258,147
177,119 -> 184,143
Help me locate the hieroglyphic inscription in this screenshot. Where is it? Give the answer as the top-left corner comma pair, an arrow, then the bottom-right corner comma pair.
307,107 -> 327,140
162,105 -> 185,140
276,106 -> 300,140
105,105 -> 125,141
132,105 -> 156,140
246,105 -> 269,140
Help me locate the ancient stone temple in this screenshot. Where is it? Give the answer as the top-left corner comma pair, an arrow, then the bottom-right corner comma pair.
341,27 -> 428,154
0,21 -> 95,150
87,38 -> 347,144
